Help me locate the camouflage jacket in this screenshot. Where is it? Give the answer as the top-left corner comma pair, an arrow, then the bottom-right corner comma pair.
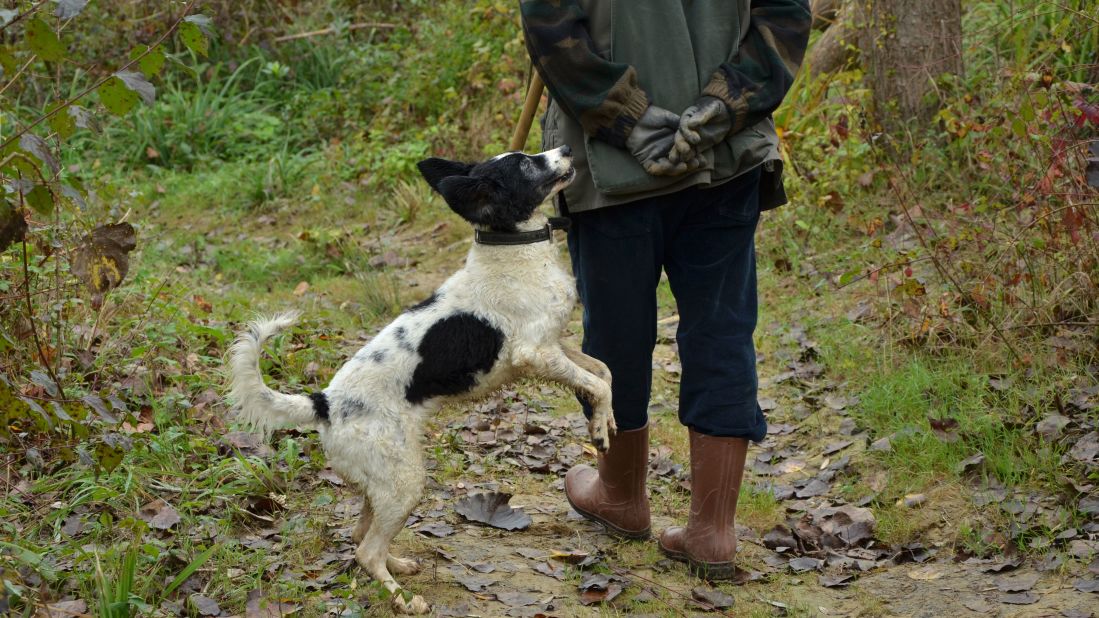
520,0 -> 811,211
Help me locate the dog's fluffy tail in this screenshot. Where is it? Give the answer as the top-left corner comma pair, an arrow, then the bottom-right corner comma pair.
228,311 -> 323,436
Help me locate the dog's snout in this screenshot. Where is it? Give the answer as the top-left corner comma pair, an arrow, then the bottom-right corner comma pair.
559,145 -> 572,157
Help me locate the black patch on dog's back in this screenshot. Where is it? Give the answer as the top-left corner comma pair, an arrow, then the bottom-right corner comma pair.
309,392 -> 330,422
409,293 -> 438,312
405,313 -> 504,404
393,326 -> 414,352
370,350 -> 386,363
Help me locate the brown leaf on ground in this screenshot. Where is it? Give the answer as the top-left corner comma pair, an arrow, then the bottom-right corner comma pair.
978,556 -> 1023,573
956,453 -> 986,475
789,557 -> 823,572
763,525 -> 797,551
813,504 -> 877,546
819,573 -> 856,588
138,498 -> 181,530
1069,432 -> 1099,463
455,492 -> 532,530
998,591 -> 1039,605
996,572 -> 1039,592
928,416 -> 960,442
245,589 -> 300,617
189,594 -> 221,616
452,571 -> 495,592
416,522 -> 455,537
578,573 -> 625,606
1073,578 -> 1099,593
533,561 -> 565,580
36,600 -> 88,617
691,586 -> 734,609
1035,414 -> 1071,440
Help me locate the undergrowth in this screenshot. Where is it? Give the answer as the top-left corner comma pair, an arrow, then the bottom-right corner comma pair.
0,0 -> 1096,614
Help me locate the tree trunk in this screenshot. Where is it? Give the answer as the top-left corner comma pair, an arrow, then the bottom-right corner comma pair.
855,0 -> 963,131
807,3 -> 858,78
811,0 -> 840,30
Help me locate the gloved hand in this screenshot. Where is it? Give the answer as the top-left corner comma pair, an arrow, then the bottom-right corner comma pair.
669,96 -> 732,165
626,105 -> 705,176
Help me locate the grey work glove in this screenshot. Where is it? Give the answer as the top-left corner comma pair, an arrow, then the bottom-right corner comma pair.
670,96 -> 732,165
626,105 -> 705,176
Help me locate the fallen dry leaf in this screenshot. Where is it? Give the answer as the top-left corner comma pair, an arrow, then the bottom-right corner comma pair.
691,586 -> 734,609
998,591 -> 1039,605
190,594 -> 221,616
37,600 -> 88,617
454,492 -> 531,531
138,498 -> 180,530
819,573 -> 856,588
996,572 -> 1039,593
906,565 -> 944,581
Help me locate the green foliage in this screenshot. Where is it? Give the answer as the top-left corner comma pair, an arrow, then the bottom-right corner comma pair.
772,1 -> 1098,361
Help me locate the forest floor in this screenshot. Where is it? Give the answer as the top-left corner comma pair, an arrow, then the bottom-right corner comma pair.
15,185 -> 1095,617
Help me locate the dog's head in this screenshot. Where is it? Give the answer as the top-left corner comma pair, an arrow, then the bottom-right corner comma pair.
416,146 -> 575,231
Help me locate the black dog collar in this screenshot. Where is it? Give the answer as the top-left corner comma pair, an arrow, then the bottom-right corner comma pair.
474,217 -> 571,246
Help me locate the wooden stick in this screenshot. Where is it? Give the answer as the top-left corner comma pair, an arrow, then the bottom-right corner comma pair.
272,22 -> 398,43
509,72 -> 545,152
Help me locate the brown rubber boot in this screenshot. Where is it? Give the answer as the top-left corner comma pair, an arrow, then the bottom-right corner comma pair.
659,429 -> 749,580
564,424 -> 651,539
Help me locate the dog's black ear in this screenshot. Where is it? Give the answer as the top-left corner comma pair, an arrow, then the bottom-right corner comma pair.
436,175 -> 503,226
417,158 -> 474,192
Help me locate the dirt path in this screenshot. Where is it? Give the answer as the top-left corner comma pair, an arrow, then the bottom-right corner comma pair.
289,236 -> 1097,617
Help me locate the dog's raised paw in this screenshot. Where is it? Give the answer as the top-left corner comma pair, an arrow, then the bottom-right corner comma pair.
590,420 -> 611,453
392,593 -> 431,615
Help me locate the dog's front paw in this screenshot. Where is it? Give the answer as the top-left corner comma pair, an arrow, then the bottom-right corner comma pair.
589,417 -> 611,453
392,593 -> 431,615
607,414 -> 618,437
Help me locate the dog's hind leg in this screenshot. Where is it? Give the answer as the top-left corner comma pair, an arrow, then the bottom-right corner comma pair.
352,499 -> 415,572
526,347 -> 614,452
354,471 -> 428,614
351,499 -> 373,545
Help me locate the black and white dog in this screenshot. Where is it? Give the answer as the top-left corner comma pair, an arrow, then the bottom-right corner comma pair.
228,146 -> 614,614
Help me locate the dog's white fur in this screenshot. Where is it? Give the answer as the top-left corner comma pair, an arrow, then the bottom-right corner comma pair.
228,147 -> 613,614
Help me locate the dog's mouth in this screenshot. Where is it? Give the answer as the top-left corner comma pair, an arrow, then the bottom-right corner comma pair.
547,167 -> 575,189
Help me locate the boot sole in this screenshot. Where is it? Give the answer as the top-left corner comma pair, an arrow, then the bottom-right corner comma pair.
565,493 -> 650,540
659,545 -> 736,581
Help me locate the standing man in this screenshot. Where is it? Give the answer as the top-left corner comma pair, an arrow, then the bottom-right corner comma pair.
520,1 -> 811,580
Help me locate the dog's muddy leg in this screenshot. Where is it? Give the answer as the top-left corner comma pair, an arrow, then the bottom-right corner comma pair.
355,481 -> 428,614
351,498 -> 373,545
528,348 -> 614,452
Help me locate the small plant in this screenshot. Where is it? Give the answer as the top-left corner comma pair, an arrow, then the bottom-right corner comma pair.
93,546 -> 145,618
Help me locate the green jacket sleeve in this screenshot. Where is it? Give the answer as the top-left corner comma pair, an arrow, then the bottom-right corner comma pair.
519,0 -> 650,148
702,0 -> 812,133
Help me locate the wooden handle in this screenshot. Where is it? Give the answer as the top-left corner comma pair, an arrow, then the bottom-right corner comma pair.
509,72 -> 545,152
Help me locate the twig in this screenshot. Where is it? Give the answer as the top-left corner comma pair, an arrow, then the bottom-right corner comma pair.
0,0 -> 48,34
0,0 -> 200,153
0,56 -> 37,99
878,162 -> 1024,363
610,566 -> 735,617
18,186 -> 65,400
836,256 -> 933,290
271,22 -> 398,43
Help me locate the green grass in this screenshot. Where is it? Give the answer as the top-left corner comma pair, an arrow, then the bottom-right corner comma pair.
3,0 -> 1098,614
